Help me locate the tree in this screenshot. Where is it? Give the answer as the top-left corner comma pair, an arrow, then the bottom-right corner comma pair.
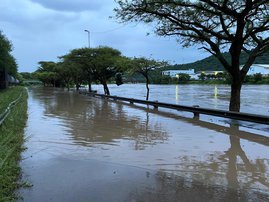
253,73 -> 263,83
199,72 -> 206,81
61,48 -> 95,92
216,72 -> 225,80
0,31 -> 17,89
129,57 -> 165,100
0,31 -> 17,76
115,0 -> 269,112
56,62 -> 76,91
20,72 -> 35,80
177,73 -> 191,83
61,47 -> 124,94
35,61 -> 59,86
89,46 -> 123,95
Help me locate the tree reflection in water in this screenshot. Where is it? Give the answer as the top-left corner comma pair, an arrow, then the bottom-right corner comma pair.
35,87 -> 168,150
127,170 -> 269,202
159,124 -> 269,200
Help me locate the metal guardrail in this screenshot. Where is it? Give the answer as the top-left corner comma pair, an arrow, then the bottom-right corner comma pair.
80,91 -> 269,125
0,92 -> 23,125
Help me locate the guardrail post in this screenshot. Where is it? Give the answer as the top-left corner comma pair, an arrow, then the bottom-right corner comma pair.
153,100 -> 158,109
193,105 -> 200,119
193,112 -> 200,119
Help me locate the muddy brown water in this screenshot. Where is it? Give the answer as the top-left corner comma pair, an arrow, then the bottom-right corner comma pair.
19,85 -> 269,202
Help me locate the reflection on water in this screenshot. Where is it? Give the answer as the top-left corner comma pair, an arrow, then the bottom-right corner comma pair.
20,87 -> 269,201
175,85 -> 179,104
39,89 -> 168,150
127,171 -> 269,202
214,85 -> 218,98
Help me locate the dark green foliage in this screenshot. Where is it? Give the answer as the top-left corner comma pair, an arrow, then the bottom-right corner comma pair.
20,72 -> 34,80
0,31 -> 17,77
35,46 -> 125,94
244,73 -> 266,84
199,73 -> 206,81
35,61 -> 60,87
177,73 -> 190,84
115,73 -> 123,86
253,73 -> 263,83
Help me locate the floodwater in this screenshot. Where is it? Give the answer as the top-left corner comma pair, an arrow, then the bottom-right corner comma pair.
92,84 -> 269,116
19,85 -> 269,202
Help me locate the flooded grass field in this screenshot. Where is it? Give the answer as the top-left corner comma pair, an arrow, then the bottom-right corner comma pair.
19,85 -> 269,201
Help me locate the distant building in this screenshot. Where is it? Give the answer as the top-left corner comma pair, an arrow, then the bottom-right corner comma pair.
162,64 -> 269,81
162,69 -> 198,79
246,64 -> 269,76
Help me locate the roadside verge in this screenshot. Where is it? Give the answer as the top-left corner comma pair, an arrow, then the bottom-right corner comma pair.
0,87 -> 28,201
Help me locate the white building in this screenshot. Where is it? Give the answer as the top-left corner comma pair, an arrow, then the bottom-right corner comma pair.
162,69 -> 197,78
246,64 -> 269,76
162,64 -> 269,80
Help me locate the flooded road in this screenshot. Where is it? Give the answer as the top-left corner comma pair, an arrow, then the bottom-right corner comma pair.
19,86 -> 269,201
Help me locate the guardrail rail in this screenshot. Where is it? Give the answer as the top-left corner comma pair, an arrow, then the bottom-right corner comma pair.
79,91 -> 269,125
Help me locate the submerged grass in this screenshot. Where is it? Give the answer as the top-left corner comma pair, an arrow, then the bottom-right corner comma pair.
0,86 -> 28,201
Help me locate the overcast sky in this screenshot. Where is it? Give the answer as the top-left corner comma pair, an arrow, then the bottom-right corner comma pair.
0,0 -> 209,72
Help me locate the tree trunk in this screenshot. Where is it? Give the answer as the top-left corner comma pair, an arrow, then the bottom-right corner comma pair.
145,76 -> 150,101
88,80 -> 92,92
229,77 -> 242,112
76,84 -> 80,91
102,82 -> 110,95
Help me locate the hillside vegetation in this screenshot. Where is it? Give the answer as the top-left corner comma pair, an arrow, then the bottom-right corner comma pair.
163,52 -> 269,72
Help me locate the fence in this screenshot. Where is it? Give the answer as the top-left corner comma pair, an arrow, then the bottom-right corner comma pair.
0,92 -> 23,125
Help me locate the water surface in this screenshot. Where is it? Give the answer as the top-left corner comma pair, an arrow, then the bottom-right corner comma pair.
19,86 -> 269,201
92,84 -> 269,115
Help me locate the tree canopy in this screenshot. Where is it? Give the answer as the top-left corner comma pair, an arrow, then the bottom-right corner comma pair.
35,62 -> 58,87
35,46 -> 126,95
61,46 -> 124,95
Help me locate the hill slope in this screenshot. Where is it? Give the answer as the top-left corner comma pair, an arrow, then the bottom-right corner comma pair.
164,52 -> 269,72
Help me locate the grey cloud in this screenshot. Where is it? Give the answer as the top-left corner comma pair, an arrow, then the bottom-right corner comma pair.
0,0 -> 207,72
30,0 -> 105,12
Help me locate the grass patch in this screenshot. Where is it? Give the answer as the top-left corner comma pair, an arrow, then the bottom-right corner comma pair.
0,86 -> 28,201
0,87 -> 26,114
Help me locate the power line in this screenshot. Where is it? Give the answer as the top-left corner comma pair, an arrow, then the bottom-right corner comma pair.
90,24 -> 128,34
